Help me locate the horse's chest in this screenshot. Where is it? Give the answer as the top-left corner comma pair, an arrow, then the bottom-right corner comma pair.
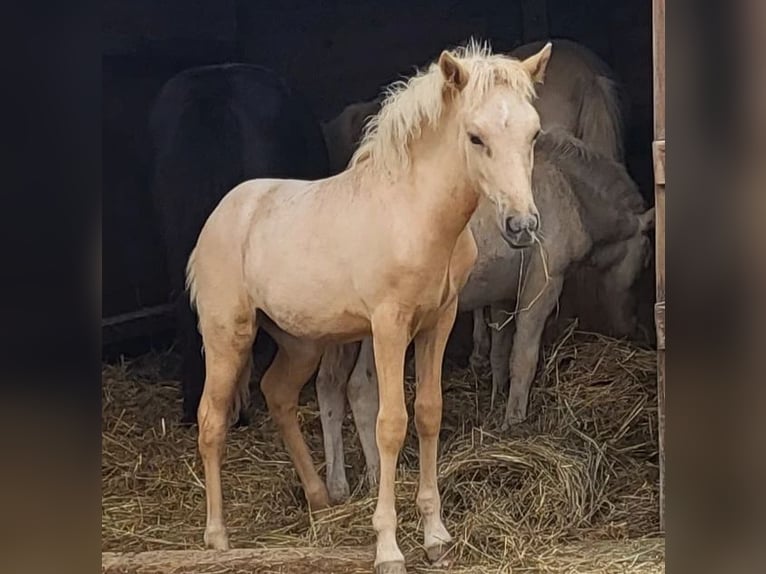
407,233 -> 477,326
418,271 -> 457,312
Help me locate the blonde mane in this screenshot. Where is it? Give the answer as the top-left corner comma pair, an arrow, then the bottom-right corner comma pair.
350,40 -> 537,175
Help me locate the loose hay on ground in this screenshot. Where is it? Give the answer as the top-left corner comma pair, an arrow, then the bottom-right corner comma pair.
102,326 -> 663,572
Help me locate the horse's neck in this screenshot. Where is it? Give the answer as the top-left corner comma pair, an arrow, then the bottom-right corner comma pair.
406,122 -> 479,243
541,148 -> 638,247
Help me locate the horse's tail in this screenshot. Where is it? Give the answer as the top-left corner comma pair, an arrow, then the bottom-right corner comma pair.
185,244 -> 199,311
577,74 -> 625,162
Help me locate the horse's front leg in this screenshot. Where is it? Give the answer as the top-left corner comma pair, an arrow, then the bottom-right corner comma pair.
316,341 -> 361,504
370,309 -> 411,574
488,304 -> 515,411
469,307 -> 491,370
503,276 -> 564,429
413,300 -> 457,567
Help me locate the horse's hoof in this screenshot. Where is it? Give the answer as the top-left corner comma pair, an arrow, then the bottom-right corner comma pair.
425,543 -> 452,567
180,413 -> 197,427
366,465 -> 380,491
374,560 -> 407,574
501,413 -> 527,432
307,486 -> 331,511
327,479 -> 350,505
233,412 -> 250,428
203,526 -> 230,550
469,354 -> 490,372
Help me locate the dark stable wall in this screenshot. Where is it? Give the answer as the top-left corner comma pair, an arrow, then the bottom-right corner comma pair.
103,0 -> 654,356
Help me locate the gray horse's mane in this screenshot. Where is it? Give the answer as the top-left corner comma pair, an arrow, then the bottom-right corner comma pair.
535,128 -> 645,215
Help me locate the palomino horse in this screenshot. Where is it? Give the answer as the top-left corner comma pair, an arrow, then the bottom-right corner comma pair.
316,128 -> 654,503
149,64 -> 329,425
186,42 -> 552,572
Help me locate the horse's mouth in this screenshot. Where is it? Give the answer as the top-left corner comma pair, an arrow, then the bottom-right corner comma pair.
503,229 -> 536,249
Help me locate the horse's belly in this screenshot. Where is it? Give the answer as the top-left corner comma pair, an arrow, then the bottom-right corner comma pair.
251,266 -> 370,340
261,303 -> 370,341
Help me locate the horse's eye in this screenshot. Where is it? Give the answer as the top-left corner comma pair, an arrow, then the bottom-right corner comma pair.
469,133 -> 484,146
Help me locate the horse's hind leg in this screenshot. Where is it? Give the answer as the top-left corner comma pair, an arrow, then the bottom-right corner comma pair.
347,337 -> 380,491
261,338 -> 329,509
197,308 -> 257,550
316,341 -> 360,504
180,298 -> 251,427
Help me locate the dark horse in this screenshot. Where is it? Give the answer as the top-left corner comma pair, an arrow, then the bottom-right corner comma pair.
149,64 -> 329,424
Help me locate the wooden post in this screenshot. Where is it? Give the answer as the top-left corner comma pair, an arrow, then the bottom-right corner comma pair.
652,0 -> 666,531
102,547 -> 375,574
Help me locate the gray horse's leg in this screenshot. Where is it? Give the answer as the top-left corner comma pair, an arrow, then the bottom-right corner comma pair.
315,341 -> 361,504
503,276 -> 564,429
347,337 -> 381,490
488,305 -> 515,410
469,307 -> 491,370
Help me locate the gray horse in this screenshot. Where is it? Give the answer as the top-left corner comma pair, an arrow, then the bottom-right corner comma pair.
315,129 -> 654,503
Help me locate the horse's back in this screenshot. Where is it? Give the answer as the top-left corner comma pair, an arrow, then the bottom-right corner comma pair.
512,39 -> 614,86
512,39 -> 624,160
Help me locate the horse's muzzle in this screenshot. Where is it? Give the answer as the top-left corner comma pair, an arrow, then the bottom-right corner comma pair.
502,213 -> 539,248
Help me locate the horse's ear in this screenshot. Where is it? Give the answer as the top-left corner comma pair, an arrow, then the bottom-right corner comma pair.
521,41 -> 553,84
438,51 -> 469,92
638,207 -> 656,233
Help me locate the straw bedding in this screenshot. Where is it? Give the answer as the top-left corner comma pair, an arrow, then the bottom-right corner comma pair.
102,324 -> 664,572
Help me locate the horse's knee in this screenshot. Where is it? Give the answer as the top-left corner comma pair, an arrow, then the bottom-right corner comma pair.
416,488 -> 439,516
414,396 -> 442,438
376,408 -> 408,452
260,375 -> 298,428
261,386 -> 291,418
197,396 -> 228,455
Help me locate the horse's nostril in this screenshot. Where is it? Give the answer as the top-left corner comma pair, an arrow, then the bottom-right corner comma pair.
505,214 -> 538,235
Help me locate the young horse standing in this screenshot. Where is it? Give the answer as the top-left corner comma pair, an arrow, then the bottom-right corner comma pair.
186,42 -> 551,572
